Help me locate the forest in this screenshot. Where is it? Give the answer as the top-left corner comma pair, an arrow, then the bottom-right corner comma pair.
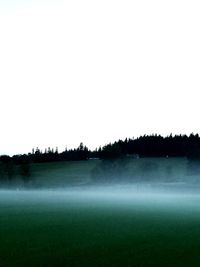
1,133 -> 200,185
1,133 -> 200,163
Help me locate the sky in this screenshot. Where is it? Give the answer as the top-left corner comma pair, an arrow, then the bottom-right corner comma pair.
0,0 -> 200,155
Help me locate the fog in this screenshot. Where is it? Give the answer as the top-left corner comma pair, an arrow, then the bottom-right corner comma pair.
1,158 -> 200,200
0,157 -> 200,186
1,184 -> 200,215
0,156 -> 200,265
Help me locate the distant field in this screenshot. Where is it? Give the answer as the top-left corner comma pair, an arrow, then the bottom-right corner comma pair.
27,157 -> 199,187
1,190 -> 200,267
30,160 -> 98,187
1,157 -> 199,188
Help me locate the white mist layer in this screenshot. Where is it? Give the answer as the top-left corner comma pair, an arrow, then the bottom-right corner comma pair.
1,185 -> 200,216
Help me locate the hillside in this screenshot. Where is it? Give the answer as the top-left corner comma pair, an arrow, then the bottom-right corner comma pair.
0,157 -> 199,188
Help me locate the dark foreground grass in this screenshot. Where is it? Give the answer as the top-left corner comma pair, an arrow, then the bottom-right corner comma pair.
1,191 -> 200,267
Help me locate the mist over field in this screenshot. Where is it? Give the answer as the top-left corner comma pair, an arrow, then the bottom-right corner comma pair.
2,158 -> 200,266
1,157 -> 200,189
2,183 -> 200,267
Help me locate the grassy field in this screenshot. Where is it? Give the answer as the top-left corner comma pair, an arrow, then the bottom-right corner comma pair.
1,157 -> 198,188
1,190 -> 200,267
26,157 -> 194,187
1,158 -> 200,267
30,160 -> 98,187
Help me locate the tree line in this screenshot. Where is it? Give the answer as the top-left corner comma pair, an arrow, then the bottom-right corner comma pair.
1,134 -> 200,185
1,134 -> 200,165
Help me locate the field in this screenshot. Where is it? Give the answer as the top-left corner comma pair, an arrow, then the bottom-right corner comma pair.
1,189 -> 200,267
1,157 -> 198,188
1,158 -> 200,267
25,157 -> 194,187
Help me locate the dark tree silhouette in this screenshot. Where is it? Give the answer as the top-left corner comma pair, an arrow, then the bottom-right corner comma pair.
1,133 -> 200,184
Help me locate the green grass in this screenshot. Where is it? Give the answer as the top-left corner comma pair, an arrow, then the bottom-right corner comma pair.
28,157 -> 191,188
29,160 -> 99,187
2,157 -> 197,188
1,191 -> 200,267
1,157 -> 200,266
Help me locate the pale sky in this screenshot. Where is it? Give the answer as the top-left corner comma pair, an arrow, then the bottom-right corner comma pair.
0,0 -> 200,155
